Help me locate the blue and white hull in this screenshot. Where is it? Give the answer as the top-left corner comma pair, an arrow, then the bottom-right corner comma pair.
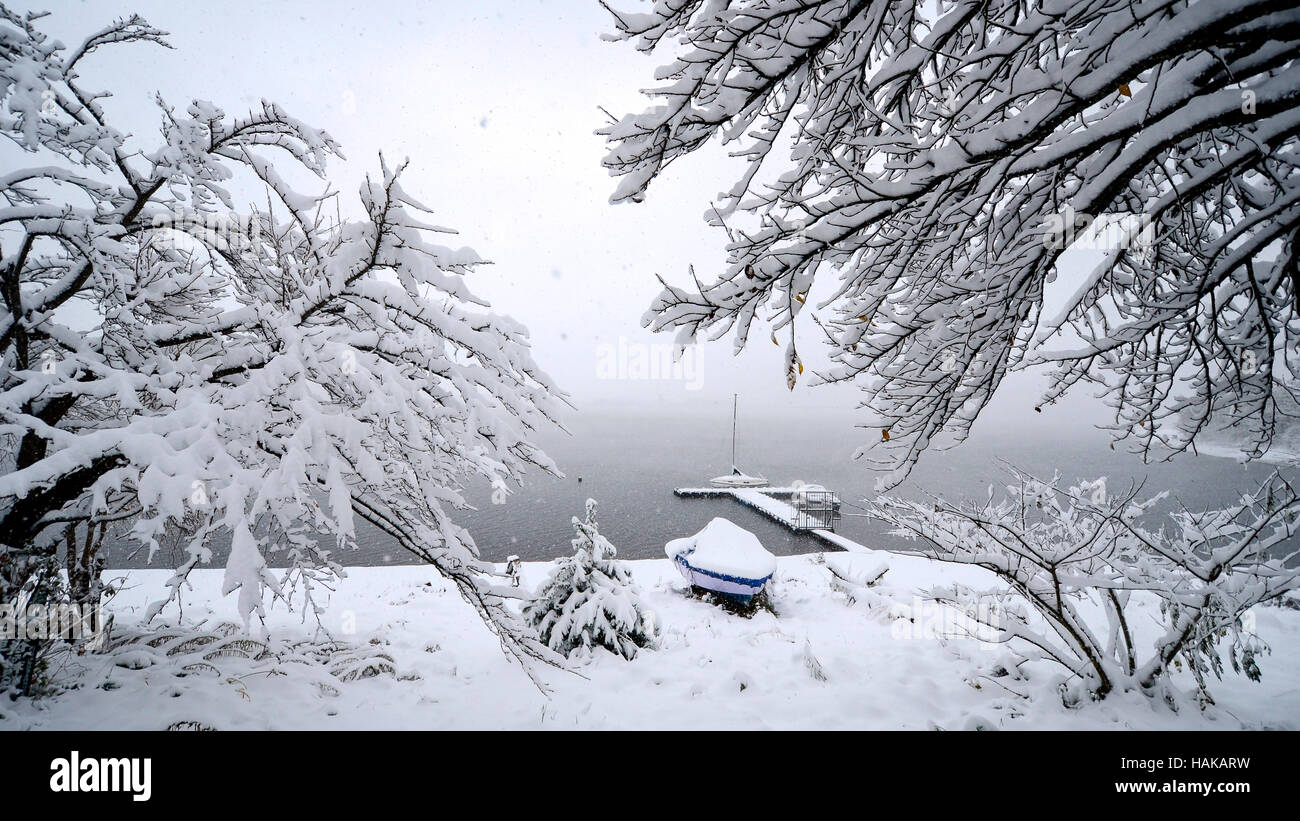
671,553 -> 772,603
665,518 -> 777,605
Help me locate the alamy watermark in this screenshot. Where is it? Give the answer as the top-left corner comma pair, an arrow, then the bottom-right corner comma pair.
50,751 -> 151,802
149,206 -> 264,255
891,595 -> 1008,649
595,337 -> 703,390
0,600 -> 106,644
1041,206 -> 1155,262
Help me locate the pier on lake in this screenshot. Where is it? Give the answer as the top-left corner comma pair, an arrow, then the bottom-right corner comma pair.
673,485 -> 870,554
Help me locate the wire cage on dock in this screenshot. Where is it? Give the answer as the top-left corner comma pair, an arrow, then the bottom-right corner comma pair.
789,490 -> 841,532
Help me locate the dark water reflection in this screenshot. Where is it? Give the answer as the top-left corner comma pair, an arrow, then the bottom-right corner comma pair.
104,409 -> 1295,568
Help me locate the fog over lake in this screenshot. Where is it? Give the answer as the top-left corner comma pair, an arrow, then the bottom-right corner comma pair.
106,406 -> 1294,570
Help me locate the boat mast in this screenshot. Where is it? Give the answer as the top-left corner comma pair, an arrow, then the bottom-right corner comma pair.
731,393 -> 738,469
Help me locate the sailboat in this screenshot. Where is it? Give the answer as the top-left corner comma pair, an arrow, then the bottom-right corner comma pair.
709,394 -> 768,488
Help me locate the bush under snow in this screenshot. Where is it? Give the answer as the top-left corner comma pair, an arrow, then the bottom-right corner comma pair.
522,499 -> 657,661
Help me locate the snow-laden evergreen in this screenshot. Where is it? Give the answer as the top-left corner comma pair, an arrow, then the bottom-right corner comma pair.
523,499 -> 657,660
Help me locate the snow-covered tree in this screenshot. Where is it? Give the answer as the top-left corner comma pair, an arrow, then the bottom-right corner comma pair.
523,499 -> 657,660
0,7 -> 565,682
601,0 -> 1300,486
868,468 -> 1300,704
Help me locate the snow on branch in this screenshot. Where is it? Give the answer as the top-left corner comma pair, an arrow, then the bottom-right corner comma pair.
603,0 -> 1300,484
0,9 -> 566,677
868,466 -> 1300,704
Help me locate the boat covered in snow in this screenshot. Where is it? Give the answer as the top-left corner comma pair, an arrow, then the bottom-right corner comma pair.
709,467 -> 769,488
665,517 -> 776,603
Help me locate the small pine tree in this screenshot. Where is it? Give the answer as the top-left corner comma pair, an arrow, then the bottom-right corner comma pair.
522,499 -> 657,660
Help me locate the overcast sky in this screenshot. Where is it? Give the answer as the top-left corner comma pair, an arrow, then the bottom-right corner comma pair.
38,0 -> 1112,438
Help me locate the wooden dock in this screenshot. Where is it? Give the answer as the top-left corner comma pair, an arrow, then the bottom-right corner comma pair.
674,486 -> 870,554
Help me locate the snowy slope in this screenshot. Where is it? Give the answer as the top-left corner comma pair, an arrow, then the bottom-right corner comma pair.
3,554 -> 1298,730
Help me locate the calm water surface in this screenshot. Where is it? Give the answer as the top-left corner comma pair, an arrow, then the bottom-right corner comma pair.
106,409 -> 1294,568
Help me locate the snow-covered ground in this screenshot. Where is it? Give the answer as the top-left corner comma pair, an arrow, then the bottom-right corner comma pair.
4,551 -> 1299,730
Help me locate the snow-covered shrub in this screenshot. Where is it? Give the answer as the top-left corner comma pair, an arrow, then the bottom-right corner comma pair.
522,499 -> 656,661
30,621 -> 410,728
869,468 -> 1300,706
0,7 -> 564,687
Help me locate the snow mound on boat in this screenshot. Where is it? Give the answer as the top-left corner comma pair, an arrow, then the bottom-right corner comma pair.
709,471 -> 767,488
664,517 -> 776,581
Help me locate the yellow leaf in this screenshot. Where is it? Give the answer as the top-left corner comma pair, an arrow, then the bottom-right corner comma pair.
1119,83 -> 1132,98
771,334 -> 778,345
798,361 -> 804,374
881,428 -> 890,442
795,292 -> 806,304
